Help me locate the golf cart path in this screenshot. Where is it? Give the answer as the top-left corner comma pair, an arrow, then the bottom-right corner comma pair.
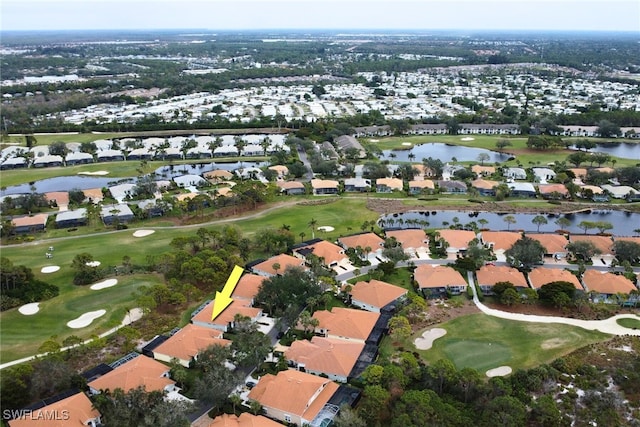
466,272 -> 640,336
0,308 -> 143,370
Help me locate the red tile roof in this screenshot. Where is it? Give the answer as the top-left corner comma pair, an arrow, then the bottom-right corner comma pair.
385,229 -> 429,250
350,279 -> 408,309
233,273 -> 266,301
569,235 -> 614,255
337,232 -> 384,251
414,265 -> 467,289
582,270 -> 636,295
480,231 -> 521,251
252,254 -> 306,277
436,229 -> 476,251
8,392 -> 99,427
312,307 -> 379,342
528,267 -> 583,290
208,413 -> 283,427
285,336 -> 364,377
476,265 -> 528,288
88,355 -> 174,393
527,233 -> 568,254
153,324 -> 230,363
191,299 -> 262,329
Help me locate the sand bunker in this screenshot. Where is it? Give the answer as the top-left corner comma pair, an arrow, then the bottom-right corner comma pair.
369,139 -> 380,142
486,366 -> 512,377
67,310 -> 106,328
86,261 -> 101,267
18,303 -> 40,315
401,142 -> 412,146
78,171 -> 109,176
317,226 -> 335,232
90,279 -> 118,290
460,137 -> 475,141
133,229 -> 155,237
414,328 -> 447,350
41,266 -> 60,274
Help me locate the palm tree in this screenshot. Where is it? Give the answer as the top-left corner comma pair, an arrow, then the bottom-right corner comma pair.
260,136 -> 272,156
234,135 -> 247,157
308,217 -> 318,239
503,215 -> 516,231
299,231 -> 306,242
532,215 -> 548,232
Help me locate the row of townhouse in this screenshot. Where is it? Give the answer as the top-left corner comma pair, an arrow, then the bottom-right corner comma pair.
352,123 -> 520,137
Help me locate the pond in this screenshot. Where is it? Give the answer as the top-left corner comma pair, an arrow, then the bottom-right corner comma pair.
380,209 -> 639,236
1,176 -> 133,196
153,161 -> 267,178
379,143 -> 508,163
569,142 -> 640,160
0,161 -> 268,196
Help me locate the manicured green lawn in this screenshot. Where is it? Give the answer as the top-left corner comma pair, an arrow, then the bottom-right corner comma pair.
415,314 -> 608,372
0,274 -> 163,363
616,317 -> 640,329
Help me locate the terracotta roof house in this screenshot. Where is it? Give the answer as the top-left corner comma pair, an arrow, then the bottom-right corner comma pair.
528,267 -> 583,290
568,168 -> 588,181
8,392 -> 101,427
310,179 -> 339,195
232,273 -> 266,303
153,324 -> 231,367
435,229 -> 476,254
293,240 -> 349,269
285,336 -> 365,382
411,164 -> 436,178
251,254 -> 306,277
414,264 -> 467,297
268,165 -> 289,178
582,270 -> 637,300
44,191 -> 70,210
337,232 -> 385,258
526,233 -> 569,258
408,179 -> 435,195
471,165 -> 496,177
208,413 -> 283,427
569,235 -> 613,254
247,369 -> 340,426
82,188 -> 104,204
11,213 -> 49,234
276,181 -> 306,195
476,265 -> 528,295
538,184 -> 569,199
376,177 -> 404,193
88,355 -> 176,395
204,169 -> 234,182
470,179 -> 499,196
582,269 -> 638,303
311,307 -> 380,343
614,236 -> 640,246
479,231 -> 521,260
350,279 -> 408,312
385,229 -> 429,257
191,299 -> 262,332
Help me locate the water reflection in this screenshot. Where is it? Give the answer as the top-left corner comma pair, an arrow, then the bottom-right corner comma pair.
379,143 -> 508,163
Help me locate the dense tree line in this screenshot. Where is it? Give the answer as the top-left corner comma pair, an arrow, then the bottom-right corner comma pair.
0,257 -> 59,311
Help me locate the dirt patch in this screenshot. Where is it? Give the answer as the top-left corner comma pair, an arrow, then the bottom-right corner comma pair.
541,337 -> 569,349
412,300 -> 480,332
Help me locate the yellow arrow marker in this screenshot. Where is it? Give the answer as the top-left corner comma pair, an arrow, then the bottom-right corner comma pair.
211,265 -> 244,321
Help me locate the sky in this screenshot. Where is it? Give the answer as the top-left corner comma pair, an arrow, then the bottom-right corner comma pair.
1,0 -> 639,33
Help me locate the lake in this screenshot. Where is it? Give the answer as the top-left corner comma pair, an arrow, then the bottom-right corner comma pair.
380,209 -> 639,236
380,143 -> 507,163
569,142 -> 640,160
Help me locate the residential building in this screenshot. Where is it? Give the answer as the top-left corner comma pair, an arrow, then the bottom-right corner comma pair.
55,209 -> 87,228
435,229 -> 476,254
311,307 -> 380,343
528,267 -> 583,290
479,231 -> 521,260
476,265 -> 528,295
276,181 -> 306,195
435,180 -> 467,194
376,177 -> 403,193
33,154 -> 63,168
44,191 -> 69,211
349,279 -> 408,312
385,229 -> 430,258
526,233 -> 568,259
100,203 -> 135,225
247,369 -> 340,426
293,240 -> 348,269
414,264 -> 467,297
471,165 -> 496,177
343,177 -> 370,192
251,254 -> 306,277
11,213 -> 48,234
152,324 -> 231,368
508,182 -> 537,197
569,235 -> 614,263
503,167 -> 527,180
408,179 -> 435,195
207,413 -> 283,427
538,184 -> 569,199
470,179 -> 499,196
87,354 -> 176,395
191,299 -> 262,332
532,167 -> 556,183
8,392 -> 101,427
310,179 -> 339,195
335,135 -> 366,158
285,336 -> 365,382
337,232 -> 385,257
582,270 -> 637,302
